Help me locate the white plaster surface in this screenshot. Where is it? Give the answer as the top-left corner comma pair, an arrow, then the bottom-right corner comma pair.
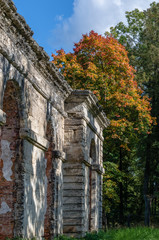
23,141 -> 47,238
0,140 -> 13,181
0,201 -> 11,214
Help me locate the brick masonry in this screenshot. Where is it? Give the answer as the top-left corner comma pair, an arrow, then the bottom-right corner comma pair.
0,81 -> 21,239
44,121 -> 55,239
0,0 -> 109,239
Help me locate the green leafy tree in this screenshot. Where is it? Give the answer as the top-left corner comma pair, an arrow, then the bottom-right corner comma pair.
109,1 -> 159,226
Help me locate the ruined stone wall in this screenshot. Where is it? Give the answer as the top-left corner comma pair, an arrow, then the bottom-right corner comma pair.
63,91 -> 109,237
0,0 -> 71,238
0,0 -> 109,239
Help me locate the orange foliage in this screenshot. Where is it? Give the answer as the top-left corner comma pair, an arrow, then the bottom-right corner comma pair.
52,31 -> 154,150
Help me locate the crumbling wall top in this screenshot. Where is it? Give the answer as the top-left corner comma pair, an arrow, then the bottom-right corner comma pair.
65,90 -> 110,129
0,0 -> 72,97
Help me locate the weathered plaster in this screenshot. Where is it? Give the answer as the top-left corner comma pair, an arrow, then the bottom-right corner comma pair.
0,140 -> 13,181
0,109 -> 6,126
0,201 -> 11,214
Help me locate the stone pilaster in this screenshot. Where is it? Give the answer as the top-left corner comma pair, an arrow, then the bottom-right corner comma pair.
53,150 -> 66,237
64,90 -> 109,237
63,162 -> 86,237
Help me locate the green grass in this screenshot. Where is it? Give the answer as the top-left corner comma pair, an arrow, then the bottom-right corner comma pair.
104,227 -> 159,240
55,227 -> 159,240
7,227 -> 159,240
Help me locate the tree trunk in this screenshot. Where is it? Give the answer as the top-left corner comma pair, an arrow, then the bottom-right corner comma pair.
119,147 -> 124,224
144,195 -> 151,227
143,138 -> 151,226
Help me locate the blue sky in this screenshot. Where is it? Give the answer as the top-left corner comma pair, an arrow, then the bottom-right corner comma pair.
13,0 -> 158,58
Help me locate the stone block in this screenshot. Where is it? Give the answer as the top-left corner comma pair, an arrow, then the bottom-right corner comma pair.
63,211 -> 85,218
63,203 -> 84,211
20,128 -> 49,151
64,218 -> 84,225
63,176 -> 84,183
63,225 -> 84,233
63,168 -> 83,175
63,196 -> 84,204
63,189 -> 84,197
63,183 -> 84,190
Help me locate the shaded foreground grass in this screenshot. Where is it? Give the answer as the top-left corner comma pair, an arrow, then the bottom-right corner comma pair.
8,227 -> 159,240
55,228 -> 159,240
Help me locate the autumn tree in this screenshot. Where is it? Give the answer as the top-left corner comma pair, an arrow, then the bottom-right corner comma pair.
52,31 -> 153,224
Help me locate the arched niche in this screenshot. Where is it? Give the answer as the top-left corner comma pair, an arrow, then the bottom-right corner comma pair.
0,80 -> 21,239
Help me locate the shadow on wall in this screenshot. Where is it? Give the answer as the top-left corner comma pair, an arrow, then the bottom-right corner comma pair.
0,76 -> 55,239
18,76 -> 56,238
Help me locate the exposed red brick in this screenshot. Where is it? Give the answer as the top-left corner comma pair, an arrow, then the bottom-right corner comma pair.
0,81 -> 20,240
44,121 -> 55,240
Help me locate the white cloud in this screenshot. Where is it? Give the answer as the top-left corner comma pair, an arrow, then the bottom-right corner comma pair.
55,15 -> 64,21
49,0 -> 157,53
